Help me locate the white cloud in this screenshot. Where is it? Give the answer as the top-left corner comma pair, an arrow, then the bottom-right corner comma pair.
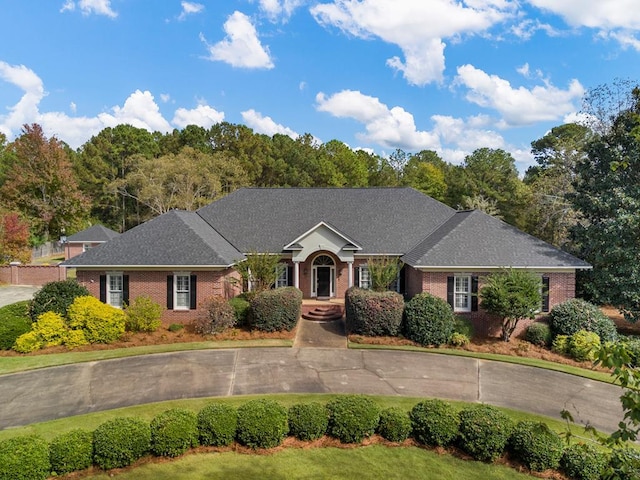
241,109 -> 299,138
70,102 -> 77,113
173,104 -> 224,129
178,1 -> 204,21
606,30 -> 640,52
455,64 -> 584,126
311,0 -> 514,85
0,61 -> 46,133
258,0 -> 304,22
527,0 -> 640,30
60,0 -> 118,18
200,11 -> 274,69
97,90 -> 172,133
160,93 -> 171,103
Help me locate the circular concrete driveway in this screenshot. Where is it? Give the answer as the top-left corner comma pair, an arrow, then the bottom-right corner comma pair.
0,285 -> 39,308
0,348 -> 624,434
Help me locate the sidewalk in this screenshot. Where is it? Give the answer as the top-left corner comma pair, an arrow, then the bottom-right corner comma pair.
294,317 -> 347,348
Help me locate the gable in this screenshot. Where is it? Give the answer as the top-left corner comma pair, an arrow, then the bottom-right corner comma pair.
284,222 -> 362,262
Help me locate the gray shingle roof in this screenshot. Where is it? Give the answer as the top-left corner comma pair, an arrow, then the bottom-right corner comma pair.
402,210 -> 591,269
62,210 -> 242,267
66,224 -> 120,243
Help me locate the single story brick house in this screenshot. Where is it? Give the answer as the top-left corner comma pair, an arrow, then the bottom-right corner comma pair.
64,224 -> 120,261
61,188 -> 590,335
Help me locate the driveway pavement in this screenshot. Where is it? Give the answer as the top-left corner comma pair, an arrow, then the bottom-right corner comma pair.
0,285 -> 39,308
0,347 -> 624,434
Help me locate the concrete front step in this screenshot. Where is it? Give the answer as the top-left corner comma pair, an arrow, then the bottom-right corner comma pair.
301,306 -> 344,321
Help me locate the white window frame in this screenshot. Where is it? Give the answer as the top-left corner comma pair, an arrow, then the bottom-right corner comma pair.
454,275 -> 471,313
359,265 -> 371,289
82,243 -> 92,252
275,264 -> 288,288
107,272 -> 123,309
174,273 -> 190,311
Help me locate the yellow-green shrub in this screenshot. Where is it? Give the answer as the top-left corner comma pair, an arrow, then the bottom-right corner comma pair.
13,331 -> 43,353
13,312 -> 70,353
64,329 -> 89,349
68,296 -> 125,344
124,296 -> 163,333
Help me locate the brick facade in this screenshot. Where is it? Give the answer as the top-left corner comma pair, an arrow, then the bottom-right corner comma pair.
0,265 -> 66,286
65,243 -> 102,261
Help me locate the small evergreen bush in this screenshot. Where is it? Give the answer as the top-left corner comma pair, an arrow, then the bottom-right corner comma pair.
150,408 -> 198,458
403,292 -> 455,346
623,336 -> 640,367
29,279 -> 89,321
168,323 -> 184,332
67,296 -> 125,344
458,404 -> 514,462
49,429 -> 93,475
607,447 -> 640,480
0,301 -> 31,350
568,330 -> 600,362
326,395 -> 381,444
525,322 -> 552,347
124,295 -> 162,333
449,332 -> 470,346
549,298 -> 618,342
551,335 -> 570,355
93,417 -> 150,470
13,311 -> 71,353
197,403 -> 238,447
249,287 -> 302,332
560,443 -> 608,480
344,287 -> 404,336
287,403 -> 328,441
377,407 -> 411,442
193,296 -> 236,334
0,435 -> 50,480
64,329 -> 89,349
229,296 -> 251,328
236,399 -> 289,449
12,330 -> 42,353
410,399 -> 459,447
508,421 -> 563,472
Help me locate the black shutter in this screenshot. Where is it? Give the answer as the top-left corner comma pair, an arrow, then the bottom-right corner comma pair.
123,275 -> 130,306
287,266 -> 294,287
354,267 -> 360,288
399,265 -> 406,295
542,276 -> 550,312
190,275 -> 197,310
99,275 -> 106,303
471,276 -> 479,312
446,276 -> 454,308
166,275 -> 174,310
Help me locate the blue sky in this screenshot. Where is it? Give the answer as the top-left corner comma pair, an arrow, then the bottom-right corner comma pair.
1,1 -> 639,173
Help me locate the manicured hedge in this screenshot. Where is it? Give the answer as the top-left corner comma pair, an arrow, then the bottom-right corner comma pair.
525,322 -> 552,347
410,399 -> 459,447
229,296 -> 251,328
457,404 -> 514,463
549,298 -> 618,343
377,407 -> 411,442
29,279 -> 89,321
0,435 -> 50,480
287,403 -> 328,441
508,421 -> 563,472
326,395 -> 380,443
249,287 -> 302,332
568,330 -> 601,362
49,429 -> 93,475
403,292 -> 455,346
0,301 -> 31,350
150,408 -> 198,458
197,403 -> 238,447
560,443 -> 608,480
236,399 -> 289,448
344,287 -> 404,336
93,417 -> 150,470
67,296 -> 125,344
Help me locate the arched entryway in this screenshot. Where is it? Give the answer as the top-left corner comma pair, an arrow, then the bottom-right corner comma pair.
312,254 -> 335,298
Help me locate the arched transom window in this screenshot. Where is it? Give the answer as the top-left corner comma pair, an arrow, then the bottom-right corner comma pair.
313,254 -> 334,266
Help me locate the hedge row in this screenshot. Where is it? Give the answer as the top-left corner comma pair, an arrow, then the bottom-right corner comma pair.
0,397 -> 618,479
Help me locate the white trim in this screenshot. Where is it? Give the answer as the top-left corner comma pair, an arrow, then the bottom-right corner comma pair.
453,275 -> 472,313
284,221 -> 362,251
106,272 -> 124,309
173,273 -> 191,311
413,266 -> 588,271
311,254 -> 336,297
62,264 -> 232,269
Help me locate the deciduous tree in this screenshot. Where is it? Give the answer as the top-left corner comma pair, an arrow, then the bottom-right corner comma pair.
0,211 -> 31,264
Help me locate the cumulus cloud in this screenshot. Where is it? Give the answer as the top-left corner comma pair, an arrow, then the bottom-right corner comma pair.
200,11 -> 274,69
178,1 -> 204,21
242,109 -> 299,138
173,104 -> 224,129
258,0 -> 304,22
455,64 -> 584,126
0,61 -> 46,133
60,0 -> 117,18
311,0 -> 514,85
527,0 -> 640,30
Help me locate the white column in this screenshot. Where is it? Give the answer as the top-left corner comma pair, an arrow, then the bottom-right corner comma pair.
294,261 -> 300,289
347,261 -> 353,288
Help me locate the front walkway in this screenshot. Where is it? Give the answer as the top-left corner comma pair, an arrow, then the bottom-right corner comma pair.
296,299 -> 347,348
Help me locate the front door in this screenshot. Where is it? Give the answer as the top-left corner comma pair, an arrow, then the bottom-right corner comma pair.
317,267 -> 331,298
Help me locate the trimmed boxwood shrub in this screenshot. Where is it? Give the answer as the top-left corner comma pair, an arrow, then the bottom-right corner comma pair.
229,296 -> 251,328
549,298 -> 618,343
525,322 -> 552,347
150,408 -> 198,458
608,447 -> 640,480
377,407 -> 411,442
0,301 -> 31,350
403,292 -> 455,346
326,395 -> 381,444
249,287 -> 302,332
410,399 -> 459,447
623,336 -> 640,367
29,279 -> 89,321
288,403 -> 328,441
552,334 -> 570,355
193,296 -> 236,334
236,399 -> 289,448
0,435 -> 50,480
93,417 -> 150,470
49,429 -> 93,475
197,403 -> 238,447
508,421 -> 563,472
124,295 -> 162,333
458,404 -> 514,462
560,443 -> 608,480
344,287 -> 404,336
568,330 -> 601,362
67,296 -> 125,344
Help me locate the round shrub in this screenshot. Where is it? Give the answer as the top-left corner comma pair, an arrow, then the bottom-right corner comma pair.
49,429 -> 93,475
64,328 -> 89,349
249,287 -> 302,332
229,296 -> 251,328
458,404 -> 514,462
377,407 -> 411,443
13,330 -> 43,353
508,421 -> 563,471
449,332 -> 470,347
287,403 -> 328,441
623,336 -> 640,367
403,292 -> 455,346
410,399 -> 459,447
197,403 -> 238,447
525,322 -> 552,347
236,399 -> 288,449
29,279 -> 89,321
29,311 -> 68,347
568,330 -> 601,362
0,301 -> 31,350
150,408 -> 198,458
193,296 -> 236,334
561,443 -> 608,480
345,287 -> 404,336
67,296 -> 125,344
552,335 -> 570,355
326,395 -> 380,444
124,295 -> 162,333
549,298 -> 618,342
93,417 -> 150,470
0,435 -> 50,480
608,447 -> 640,480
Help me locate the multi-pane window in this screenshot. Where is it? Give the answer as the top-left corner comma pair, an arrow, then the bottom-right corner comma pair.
175,275 -> 190,310
454,275 -> 471,312
82,243 -> 92,252
276,264 -> 288,288
359,266 -> 371,289
108,273 -> 123,308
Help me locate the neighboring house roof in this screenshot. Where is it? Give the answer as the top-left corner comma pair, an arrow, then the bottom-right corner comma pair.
62,210 -> 242,267
66,224 -> 120,243
403,210 -> 591,269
